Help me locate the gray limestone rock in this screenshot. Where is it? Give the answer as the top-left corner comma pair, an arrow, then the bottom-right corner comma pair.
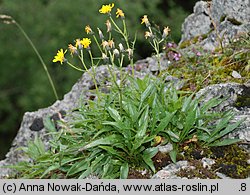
1,0 -> 249,179
196,82 -> 250,149
0,65 -> 120,178
180,0 -> 250,50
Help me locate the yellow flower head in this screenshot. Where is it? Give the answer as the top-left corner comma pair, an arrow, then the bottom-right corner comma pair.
68,44 -> 77,56
99,3 -> 114,14
116,8 -> 125,18
85,25 -> 93,34
53,49 -> 67,64
141,15 -> 150,27
80,38 -> 91,49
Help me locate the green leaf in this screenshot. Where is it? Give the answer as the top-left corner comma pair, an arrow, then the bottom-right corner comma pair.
181,106 -> 197,141
201,97 -> 225,113
208,138 -> 242,147
81,134 -> 122,150
181,94 -> 194,112
34,135 -> 45,155
213,114 -> 232,135
120,162 -> 129,179
154,111 -> 175,134
79,169 -> 92,179
142,147 -> 158,172
143,147 -> 158,159
91,154 -> 106,171
99,145 -> 124,160
166,130 -> 180,142
169,149 -> 177,163
208,118 -> 244,144
107,106 -> 121,121
140,82 -> 155,108
43,117 -> 57,132
41,164 -> 61,178
122,100 -> 139,123
136,105 -> 149,138
67,160 -> 88,176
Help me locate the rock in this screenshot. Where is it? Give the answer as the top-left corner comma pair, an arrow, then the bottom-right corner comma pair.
0,65 -> 120,178
180,0 -> 250,50
196,82 -> 250,149
1,0 -> 249,179
201,158 -> 215,169
0,57 -> 174,178
151,161 -> 190,179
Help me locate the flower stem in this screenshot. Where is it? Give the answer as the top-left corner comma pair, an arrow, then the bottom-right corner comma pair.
14,20 -> 59,100
66,62 -> 84,72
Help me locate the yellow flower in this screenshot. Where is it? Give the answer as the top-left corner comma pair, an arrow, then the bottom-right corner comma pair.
85,25 -> 93,34
116,8 -> 125,18
99,3 -> 114,14
162,26 -> 171,39
68,44 -> 77,56
75,39 -> 82,49
80,38 -> 91,49
141,15 -> 150,26
53,49 -> 67,64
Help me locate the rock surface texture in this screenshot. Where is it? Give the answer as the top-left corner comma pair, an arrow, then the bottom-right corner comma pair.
180,0 -> 250,50
0,0 -> 249,178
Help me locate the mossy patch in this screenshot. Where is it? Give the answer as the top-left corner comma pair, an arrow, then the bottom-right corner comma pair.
234,85 -> 250,108
166,33 -> 250,92
175,143 -> 250,179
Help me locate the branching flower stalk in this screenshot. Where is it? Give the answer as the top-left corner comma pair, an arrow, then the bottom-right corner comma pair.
0,15 -> 59,100
141,15 -> 170,74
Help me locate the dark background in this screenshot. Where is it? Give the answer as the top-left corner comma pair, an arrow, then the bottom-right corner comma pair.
0,0 -> 198,159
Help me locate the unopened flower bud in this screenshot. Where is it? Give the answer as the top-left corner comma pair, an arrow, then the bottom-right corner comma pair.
113,49 -> 120,57
108,39 -> 115,49
85,25 -> 93,35
75,39 -> 83,50
118,43 -> 125,53
145,31 -> 153,39
102,40 -> 110,50
127,48 -> 133,60
102,53 -> 109,64
68,44 -> 78,56
105,19 -> 112,32
162,26 -> 170,39
97,28 -> 104,40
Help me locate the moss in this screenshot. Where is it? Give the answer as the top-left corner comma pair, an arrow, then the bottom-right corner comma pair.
234,86 -> 250,108
177,143 -> 250,179
152,151 -> 184,171
179,34 -> 209,49
210,145 -> 250,179
167,34 -> 250,92
177,160 -> 219,179
127,168 -> 151,179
